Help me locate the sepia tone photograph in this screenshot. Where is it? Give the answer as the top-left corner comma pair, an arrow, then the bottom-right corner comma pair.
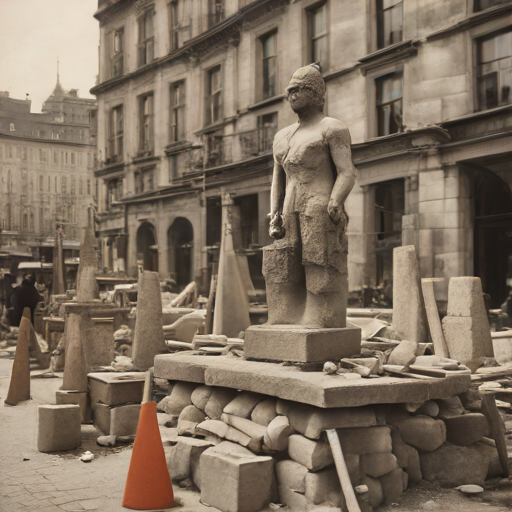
0,0 -> 512,511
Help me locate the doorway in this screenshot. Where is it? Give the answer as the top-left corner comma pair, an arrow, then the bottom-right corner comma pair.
136,222 -> 158,272
168,217 -> 194,290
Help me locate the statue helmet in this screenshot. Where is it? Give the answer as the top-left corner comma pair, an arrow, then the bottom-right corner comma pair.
286,63 -> 325,108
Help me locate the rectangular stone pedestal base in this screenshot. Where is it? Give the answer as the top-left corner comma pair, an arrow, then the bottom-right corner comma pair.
244,325 -> 361,363
56,390 -> 92,423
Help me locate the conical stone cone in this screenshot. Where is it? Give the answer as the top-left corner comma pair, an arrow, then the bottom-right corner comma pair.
213,194 -> 251,338
132,271 -> 165,370
5,308 -> 31,405
76,222 -> 99,301
61,309 -> 88,392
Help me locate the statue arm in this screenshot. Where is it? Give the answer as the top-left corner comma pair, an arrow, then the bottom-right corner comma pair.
269,155 -> 286,238
326,125 -> 357,227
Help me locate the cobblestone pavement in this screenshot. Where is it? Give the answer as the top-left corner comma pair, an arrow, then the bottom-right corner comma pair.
0,358 -> 209,512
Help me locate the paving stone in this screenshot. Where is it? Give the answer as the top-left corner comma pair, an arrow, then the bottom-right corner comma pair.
223,391 -> 266,418
199,442 -> 274,512
37,405 -> 81,452
288,434 -> 334,471
444,413 -> 489,446
164,382 -> 198,416
276,460 -> 308,493
420,443 -> 488,487
276,400 -> 376,439
361,475 -> 383,508
361,452 -> 398,478
92,403 -> 141,436
204,388 -> 239,420
88,372 -> 145,407
305,467 -> 344,507
191,385 -> 214,411
251,398 -> 277,426
379,467 -> 405,504
392,416 -> 446,452
168,437 -> 212,486
337,426 -> 392,455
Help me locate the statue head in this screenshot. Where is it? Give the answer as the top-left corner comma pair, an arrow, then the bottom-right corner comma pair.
286,64 -> 325,113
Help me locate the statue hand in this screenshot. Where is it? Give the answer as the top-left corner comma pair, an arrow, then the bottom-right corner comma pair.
328,200 -> 347,231
268,211 -> 285,239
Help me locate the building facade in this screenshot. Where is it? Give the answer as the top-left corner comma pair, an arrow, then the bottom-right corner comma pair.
0,82 -> 97,253
92,0 -> 512,309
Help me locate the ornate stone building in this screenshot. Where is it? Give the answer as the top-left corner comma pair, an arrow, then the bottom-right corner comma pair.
0,80 -> 97,253
92,0 -> 512,309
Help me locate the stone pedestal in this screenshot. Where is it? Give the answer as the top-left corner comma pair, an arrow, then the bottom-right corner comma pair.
244,325 -> 361,363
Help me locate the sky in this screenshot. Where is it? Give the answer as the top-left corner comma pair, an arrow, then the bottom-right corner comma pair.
0,0 -> 99,112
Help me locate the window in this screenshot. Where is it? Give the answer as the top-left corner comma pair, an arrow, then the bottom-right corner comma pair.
139,94 -> 154,152
170,81 -> 186,142
71,176 -> 76,195
138,10 -> 155,67
78,153 -> 83,166
39,149 -> 43,162
61,176 -> 67,194
54,176 -> 57,192
87,153 -> 92,166
208,0 -> 224,28
106,177 -> 123,209
109,105 -> 124,161
377,0 -> 403,49
47,176 -> 51,192
169,0 -> 179,51
169,155 -> 179,182
71,153 -> 75,165
376,71 -> 403,136
135,169 -> 155,194
308,3 -> 328,70
111,28 -> 124,77
22,148 -> 27,160
477,29 -> 512,111
30,149 -> 33,161
206,66 -> 222,126
23,213 -> 28,229
258,113 -> 278,153
10,123 -> 15,132
260,32 -> 277,100
17,147 -> 21,158
79,179 -> 83,195
39,175 -> 44,192
54,152 -> 58,164
8,146 -> 12,158
474,0 -> 509,11
65,152 -> 68,164
87,179 -> 91,195
30,213 -> 34,230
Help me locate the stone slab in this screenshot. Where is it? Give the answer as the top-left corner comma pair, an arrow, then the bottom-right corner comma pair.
154,354 -> 471,409
88,372 -> 145,406
245,325 -> 361,363
92,402 -> 141,436
55,390 -> 92,423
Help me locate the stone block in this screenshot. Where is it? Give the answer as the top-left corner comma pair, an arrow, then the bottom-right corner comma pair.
251,398 -> 277,426
223,391 -> 265,418
205,388 -> 238,420
473,441 -> 503,479
178,405 -> 207,427
288,435 -> 334,471
338,427 -> 392,455
392,416 -> 446,452
200,442 -> 274,512
420,443 -> 488,487
263,415 -> 295,452
276,460 -> 308,493
37,405 -> 81,452
168,437 -> 212,486
442,316 -> 494,372
361,453 -> 398,478
197,420 -> 261,452
88,372 -> 145,406
164,382 -> 198,416
276,400 -> 376,439
221,414 -> 267,442
387,340 -> 418,366
191,385 -> 214,411
379,467 -> 405,504
55,390 -> 91,423
444,413 -> 489,446
446,277 -> 488,317
436,396 -> 464,419
392,245 -> 428,344
245,325 -> 361,363
92,403 -> 141,436
391,428 -> 422,485
305,467 -> 343,507
361,475 -> 383,508
278,484 -> 307,510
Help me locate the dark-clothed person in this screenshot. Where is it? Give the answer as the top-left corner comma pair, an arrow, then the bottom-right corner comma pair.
9,273 -> 43,326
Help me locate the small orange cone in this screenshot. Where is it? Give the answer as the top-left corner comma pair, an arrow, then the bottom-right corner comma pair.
5,308 -> 31,406
122,372 -> 175,510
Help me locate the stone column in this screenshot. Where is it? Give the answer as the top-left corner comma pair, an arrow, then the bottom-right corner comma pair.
52,229 -> 65,295
61,306 -> 88,392
132,271 -> 166,370
76,220 -> 99,301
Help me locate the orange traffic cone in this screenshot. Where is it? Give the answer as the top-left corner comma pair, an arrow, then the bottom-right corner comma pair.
5,308 -> 31,406
122,372 -> 175,510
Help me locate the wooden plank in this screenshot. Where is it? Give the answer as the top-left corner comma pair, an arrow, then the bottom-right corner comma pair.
481,393 -> 509,477
421,278 -> 450,358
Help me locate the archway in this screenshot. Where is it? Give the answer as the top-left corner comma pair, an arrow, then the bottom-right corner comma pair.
469,164 -> 512,308
168,217 -> 194,290
136,222 -> 158,272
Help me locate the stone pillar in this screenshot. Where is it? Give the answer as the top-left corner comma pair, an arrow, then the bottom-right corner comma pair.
392,245 -> 429,343
52,229 -> 65,295
61,306 -> 88,392
132,271 -> 166,370
76,220 -> 99,301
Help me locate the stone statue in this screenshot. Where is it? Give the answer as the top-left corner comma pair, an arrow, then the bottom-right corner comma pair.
264,64 -> 357,328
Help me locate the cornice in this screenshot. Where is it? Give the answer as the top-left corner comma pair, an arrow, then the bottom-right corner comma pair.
358,40 -> 419,75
